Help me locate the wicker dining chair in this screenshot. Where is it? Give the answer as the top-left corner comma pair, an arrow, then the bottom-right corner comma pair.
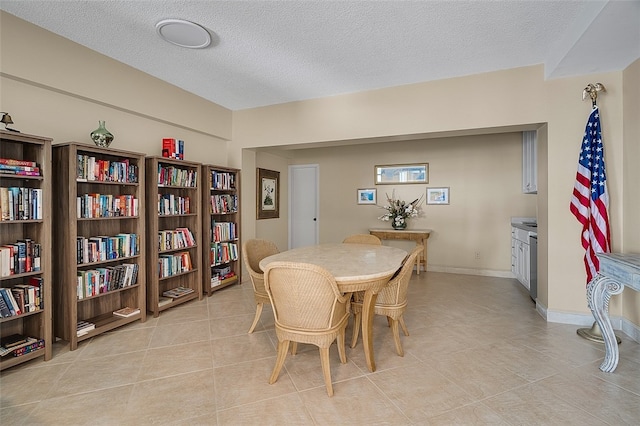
242,239 -> 280,333
264,261 -> 352,397
350,245 -> 422,357
342,234 -> 382,245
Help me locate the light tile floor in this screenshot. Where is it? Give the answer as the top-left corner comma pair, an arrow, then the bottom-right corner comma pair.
1,271 -> 639,425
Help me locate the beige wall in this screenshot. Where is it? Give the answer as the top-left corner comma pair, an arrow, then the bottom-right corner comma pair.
0,12 -> 230,162
622,58 -> 640,325
289,133 -> 536,274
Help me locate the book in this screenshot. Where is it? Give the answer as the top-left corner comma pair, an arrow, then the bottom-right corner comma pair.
162,286 -> 194,299
11,339 -> 45,357
112,306 -> 140,318
158,296 -> 173,307
0,291 -> 12,317
1,333 -> 29,349
76,320 -> 95,337
0,336 -> 38,357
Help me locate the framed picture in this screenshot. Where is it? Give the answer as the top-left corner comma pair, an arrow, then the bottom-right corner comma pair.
357,188 -> 377,205
426,187 -> 450,205
257,168 -> 280,219
375,163 -> 428,185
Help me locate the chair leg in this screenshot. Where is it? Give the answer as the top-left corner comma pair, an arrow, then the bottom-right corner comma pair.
350,311 -> 361,348
390,319 -> 404,357
399,316 -> 409,336
319,347 -> 334,397
269,340 -> 290,384
248,303 -> 263,334
337,329 -> 347,364
290,342 -> 298,355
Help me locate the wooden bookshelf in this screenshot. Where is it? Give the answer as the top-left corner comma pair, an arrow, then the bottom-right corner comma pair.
202,165 -> 241,296
0,130 -> 52,369
146,156 -> 202,317
52,143 -> 146,351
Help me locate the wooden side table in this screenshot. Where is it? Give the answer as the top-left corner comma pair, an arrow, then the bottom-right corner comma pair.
369,228 -> 432,274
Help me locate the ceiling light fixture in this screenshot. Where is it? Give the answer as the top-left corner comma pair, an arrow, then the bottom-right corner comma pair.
156,19 -> 211,49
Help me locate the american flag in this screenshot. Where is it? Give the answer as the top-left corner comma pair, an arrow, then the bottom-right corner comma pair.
569,106 -> 611,283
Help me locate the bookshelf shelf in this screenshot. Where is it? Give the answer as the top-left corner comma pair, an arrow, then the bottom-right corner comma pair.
202,164 -> 241,296
0,130 -> 52,370
146,156 -> 202,317
52,142 -> 146,351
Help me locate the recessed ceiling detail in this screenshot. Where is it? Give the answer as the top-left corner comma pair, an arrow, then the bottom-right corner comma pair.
156,19 -> 211,49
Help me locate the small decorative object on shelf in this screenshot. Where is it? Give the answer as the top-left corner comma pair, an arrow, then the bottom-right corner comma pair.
377,190 -> 423,230
162,138 -> 184,160
90,121 -> 114,148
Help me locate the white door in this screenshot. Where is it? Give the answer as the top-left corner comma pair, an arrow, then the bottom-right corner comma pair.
289,164 -> 319,249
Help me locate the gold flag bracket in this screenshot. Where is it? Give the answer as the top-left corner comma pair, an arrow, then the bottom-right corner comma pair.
582,83 -> 606,108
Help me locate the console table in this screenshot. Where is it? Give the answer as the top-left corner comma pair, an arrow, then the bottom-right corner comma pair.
587,253 -> 640,372
369,228 -> 432,274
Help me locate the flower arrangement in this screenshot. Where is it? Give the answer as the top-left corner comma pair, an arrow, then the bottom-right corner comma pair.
377,191 -> 423,229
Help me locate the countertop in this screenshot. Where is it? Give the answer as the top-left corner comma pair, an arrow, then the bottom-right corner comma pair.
511,222 -> 538,234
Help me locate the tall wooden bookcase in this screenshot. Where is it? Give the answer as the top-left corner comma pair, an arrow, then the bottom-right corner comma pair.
52,143 -> 146,351
0,131 -> 52,370
146,156 -> 202,317
202,165 -> 241,296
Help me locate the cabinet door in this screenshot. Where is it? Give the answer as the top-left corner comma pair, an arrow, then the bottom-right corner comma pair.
522,242 -> 530,290
522,131 -> 537,194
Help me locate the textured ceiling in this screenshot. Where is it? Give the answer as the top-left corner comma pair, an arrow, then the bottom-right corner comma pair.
1,1 -> 639,111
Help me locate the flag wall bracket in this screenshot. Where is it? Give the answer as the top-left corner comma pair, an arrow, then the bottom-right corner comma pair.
582,83 -> 606,108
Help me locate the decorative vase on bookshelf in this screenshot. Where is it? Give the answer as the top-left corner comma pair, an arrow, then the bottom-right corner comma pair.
90,121 -> 114,148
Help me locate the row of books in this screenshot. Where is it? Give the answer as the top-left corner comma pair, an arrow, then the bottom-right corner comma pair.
0,334 -> 45,357
211,270 -> 236,285
77,193 -> 139,219
0,278 -> 43,318
76,233 -> 139,265
77,263 -> 139,299
158,251 -> 193,278
158,228 -> 196,251
157,165 -> 197,188
210,171 -> 236,190
161,138 -> 185,160
210,242 -> 238,267
0,239 -> 41,277
209,194 -> 238,214
158,193 -> 190,215
211,221 -> 237,242
0,187 -> 43,221
76,154 -> 139,183
0,157 -> 41,176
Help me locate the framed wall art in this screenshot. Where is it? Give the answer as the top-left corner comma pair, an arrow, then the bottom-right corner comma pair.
257,168 -> 280,219
375,163 -> 428,185
426,187 -> 450,205
357,188 -> 377,205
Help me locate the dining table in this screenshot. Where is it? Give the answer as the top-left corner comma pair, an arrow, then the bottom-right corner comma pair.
260,243 -> 408,372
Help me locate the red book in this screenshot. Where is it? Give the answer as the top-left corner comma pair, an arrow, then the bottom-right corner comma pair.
162,138 -> 175,159
0,158 -> 37,167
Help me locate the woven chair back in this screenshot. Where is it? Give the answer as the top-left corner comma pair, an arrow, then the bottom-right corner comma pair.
377,246 -> 422,306
265,261 -> 348,331
242,239 -> 279,294
342,234 -> 382,245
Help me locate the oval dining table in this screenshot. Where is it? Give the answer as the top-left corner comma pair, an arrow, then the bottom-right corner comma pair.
260,243 -> 408,372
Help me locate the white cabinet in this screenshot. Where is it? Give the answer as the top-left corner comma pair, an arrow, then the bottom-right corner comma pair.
522,131 -> 537,194
511,227 -> 531,290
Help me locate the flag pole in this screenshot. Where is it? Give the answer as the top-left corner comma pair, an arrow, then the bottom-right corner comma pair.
574,83 -> 621,345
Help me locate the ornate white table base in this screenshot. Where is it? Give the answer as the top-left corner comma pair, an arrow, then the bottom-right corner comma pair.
586,253 -> 640,373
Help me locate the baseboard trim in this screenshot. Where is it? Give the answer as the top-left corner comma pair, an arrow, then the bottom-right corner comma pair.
536,300 -> 640,343
426,265 -> 513,278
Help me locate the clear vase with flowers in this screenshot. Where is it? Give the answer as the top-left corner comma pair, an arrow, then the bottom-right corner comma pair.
377,190 -> 423,229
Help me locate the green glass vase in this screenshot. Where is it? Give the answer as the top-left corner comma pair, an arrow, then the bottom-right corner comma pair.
90,120 -> 114,148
